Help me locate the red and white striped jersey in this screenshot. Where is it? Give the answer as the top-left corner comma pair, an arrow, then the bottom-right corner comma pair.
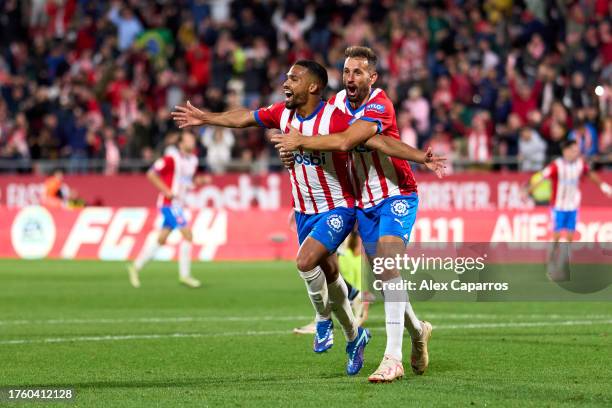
541,157 -> 590,211
330,88 -> 418,208
255,100 -> 355,214
151,149 -> 198,207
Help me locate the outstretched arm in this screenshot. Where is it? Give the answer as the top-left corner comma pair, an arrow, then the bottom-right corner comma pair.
587,171 -> 612,197
271,120 -> 379,152
171,101 -> 257,129
365,136 -> 447,178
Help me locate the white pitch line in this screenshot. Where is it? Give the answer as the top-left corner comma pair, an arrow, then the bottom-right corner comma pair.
0,315 -> 314,326
1,320 -> 610,346
1,314 -> 611,326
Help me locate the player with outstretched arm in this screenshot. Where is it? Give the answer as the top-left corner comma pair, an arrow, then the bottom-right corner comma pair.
171,59 -> 445,378
271,47 -> 442,383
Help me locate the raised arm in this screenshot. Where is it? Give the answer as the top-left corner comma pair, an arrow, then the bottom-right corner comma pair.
365,136 -> 446,178
365,135 -> 426,163
271,119 -> 379,152
587,171 -> 612,197
171,101 -> 257,129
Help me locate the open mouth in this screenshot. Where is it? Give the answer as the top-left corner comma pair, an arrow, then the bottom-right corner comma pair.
346,85 -> 358,98
284,89 -> 294,101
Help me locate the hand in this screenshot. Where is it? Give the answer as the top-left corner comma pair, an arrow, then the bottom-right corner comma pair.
423,147 -> 447,179
171,101 -> 207,129
164,190 -> 175,200
278,147 -> 295,169
270,126 -> 304,151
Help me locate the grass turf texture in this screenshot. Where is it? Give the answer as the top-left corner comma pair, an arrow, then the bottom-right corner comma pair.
0,260 -> 611,407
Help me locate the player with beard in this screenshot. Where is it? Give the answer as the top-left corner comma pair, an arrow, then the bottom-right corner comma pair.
172,59 -> 443,377
272,47 -> 444,382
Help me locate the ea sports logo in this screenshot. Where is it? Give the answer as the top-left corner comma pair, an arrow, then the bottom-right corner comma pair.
390,200 -> 409,216
326,214 -> 344,233
11,206 -> 56,259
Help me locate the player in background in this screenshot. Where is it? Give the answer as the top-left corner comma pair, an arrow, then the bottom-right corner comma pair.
271,46 -> 445,382
526,139 -> 612,244
172,59 -> 437,377
128,131 -> 207,289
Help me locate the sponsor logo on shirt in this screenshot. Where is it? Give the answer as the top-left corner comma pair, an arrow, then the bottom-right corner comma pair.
365,103 -> 385,113
293,152 -> 327,166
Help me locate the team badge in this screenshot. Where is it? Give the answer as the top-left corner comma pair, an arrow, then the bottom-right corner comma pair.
390,200 -> 409,216
326,214 -> 344,233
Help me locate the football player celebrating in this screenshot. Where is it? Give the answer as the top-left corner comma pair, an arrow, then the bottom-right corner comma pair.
172,59 -> 442,376
271,47 -> 444,382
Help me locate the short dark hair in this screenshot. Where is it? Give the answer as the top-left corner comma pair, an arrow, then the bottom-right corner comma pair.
344,46 -> 378,70
561,139 -> 577,150
294,60 -> 328,92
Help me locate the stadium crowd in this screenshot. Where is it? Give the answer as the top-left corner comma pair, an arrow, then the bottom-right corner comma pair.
0,0 -> 611,174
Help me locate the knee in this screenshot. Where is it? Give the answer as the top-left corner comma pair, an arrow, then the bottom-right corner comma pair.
296,254 -> 317,272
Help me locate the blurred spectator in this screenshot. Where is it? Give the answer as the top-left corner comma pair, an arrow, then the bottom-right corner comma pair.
519,127 -> 547,171
0,0 -> 609,175
569,118 -> 599,157
102,127 -> 120,175
272,5 -> 315,52
467,112 -> 492,164
202,126 -> 234,174
108,2 -> 143,51
43,168 -> 67,207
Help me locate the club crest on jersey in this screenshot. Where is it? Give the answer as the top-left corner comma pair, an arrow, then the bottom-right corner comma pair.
365,103 -> 385,113
326,214 -> 344,233
390,200 -> 410,216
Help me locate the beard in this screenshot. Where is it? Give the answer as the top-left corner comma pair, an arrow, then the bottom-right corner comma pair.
346,84 -> 370,107
284,93 -> 306,110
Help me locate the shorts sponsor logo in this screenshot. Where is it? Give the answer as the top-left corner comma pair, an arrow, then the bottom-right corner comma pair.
390,200 -> 410,216
326,214 -> 344,233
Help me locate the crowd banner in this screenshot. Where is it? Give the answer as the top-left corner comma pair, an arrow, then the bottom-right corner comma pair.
1,172 -> 611,210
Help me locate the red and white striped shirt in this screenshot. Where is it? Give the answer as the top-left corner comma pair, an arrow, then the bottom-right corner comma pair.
255,101 -> 355,214
541,157 -> 590,211
330,88 -> 418,208
152,148 -> 198,207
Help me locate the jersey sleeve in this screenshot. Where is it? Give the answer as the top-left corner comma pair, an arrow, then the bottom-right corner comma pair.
253,102 -> 285,130
360,97 -> 394,134
152,155 -> 175,177
582,159 -> 590,175
329,109 -> 382,135
541,161 -> 557,179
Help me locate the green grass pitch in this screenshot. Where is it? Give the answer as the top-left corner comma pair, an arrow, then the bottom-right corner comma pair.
0,260 -> 611,407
